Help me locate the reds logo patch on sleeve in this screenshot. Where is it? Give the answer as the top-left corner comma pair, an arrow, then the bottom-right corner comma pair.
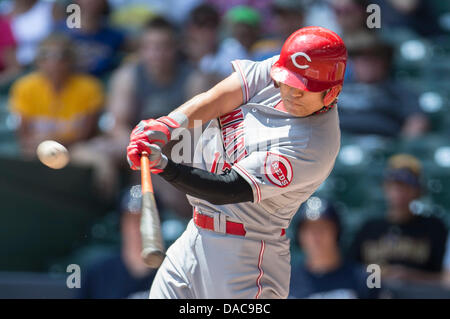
264,152 -> 293,188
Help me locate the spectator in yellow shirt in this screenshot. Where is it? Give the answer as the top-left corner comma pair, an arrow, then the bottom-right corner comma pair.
9,34 -> 104,157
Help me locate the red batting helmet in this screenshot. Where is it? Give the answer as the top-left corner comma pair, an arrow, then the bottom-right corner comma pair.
271,26 -> 347,105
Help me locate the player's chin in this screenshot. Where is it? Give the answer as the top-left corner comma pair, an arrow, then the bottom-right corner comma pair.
294,103 -> 325,117
287,105 -> 309,117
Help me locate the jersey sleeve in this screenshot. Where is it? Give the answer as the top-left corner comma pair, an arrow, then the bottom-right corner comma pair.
231,145 -> 337,203
231,56 -> 278,104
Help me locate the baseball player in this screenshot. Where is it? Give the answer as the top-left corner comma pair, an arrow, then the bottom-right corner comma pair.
127,26 -> 347,299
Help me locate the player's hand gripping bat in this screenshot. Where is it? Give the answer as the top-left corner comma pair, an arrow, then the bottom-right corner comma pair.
140,151 -> 165,268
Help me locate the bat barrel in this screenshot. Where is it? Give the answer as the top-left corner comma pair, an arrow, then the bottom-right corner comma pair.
141,249 -> 166,268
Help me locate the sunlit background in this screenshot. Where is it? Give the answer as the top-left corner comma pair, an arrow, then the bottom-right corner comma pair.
0,0 -> 450,299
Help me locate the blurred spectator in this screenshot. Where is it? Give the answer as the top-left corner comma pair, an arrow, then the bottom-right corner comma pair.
372,0 -> 443,37
349,154 -> 448,283
78,211 -> 156,299
252,0 -> 305,61
226,6 -> 260,54
337,33 -> 429,137
69,17 -> 193,214
57,0 -> 126,77
110,16 -> 193,120
200,5 -> 261,78
290,197 -> 376,299
1,0 -> 53,67
184,4 -> 221,68
0,14 -> 20,90
9,34 -> 104,157
331,0 -> 368,34
95,16 -> 194,137
182,4 -> 224,95
330,0 -> 377,48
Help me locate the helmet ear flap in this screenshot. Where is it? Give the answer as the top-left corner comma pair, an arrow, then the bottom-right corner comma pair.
323,85 -> 342,106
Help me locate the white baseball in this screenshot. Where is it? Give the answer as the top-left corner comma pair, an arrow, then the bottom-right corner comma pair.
36,140 -> 70,169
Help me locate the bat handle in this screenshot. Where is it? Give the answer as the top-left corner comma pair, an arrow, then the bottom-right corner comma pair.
141,151 -> 153,194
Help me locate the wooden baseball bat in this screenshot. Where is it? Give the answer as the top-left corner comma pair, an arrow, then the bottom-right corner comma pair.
140,151 -> 165,268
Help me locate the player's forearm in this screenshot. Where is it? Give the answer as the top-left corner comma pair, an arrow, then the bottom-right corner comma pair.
169,72 -> 243,129
160,159 -> 253,205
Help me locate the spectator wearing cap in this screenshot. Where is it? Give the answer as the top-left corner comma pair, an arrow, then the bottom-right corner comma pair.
205,0 -> 273,31
252,0 -> 305,61
349,154 -> 448,283
226,6 -> 261,54
290,197 -> 376,299
199,5 -> 261,78
337,33 -> 429,138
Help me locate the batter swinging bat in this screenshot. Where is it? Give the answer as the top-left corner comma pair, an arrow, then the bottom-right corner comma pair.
140,151 -> 165,268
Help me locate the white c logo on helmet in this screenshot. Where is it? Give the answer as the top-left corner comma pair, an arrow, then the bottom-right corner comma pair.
291,52 -> 311,69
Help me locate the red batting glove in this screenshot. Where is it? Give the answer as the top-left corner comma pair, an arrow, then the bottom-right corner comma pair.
130,116 -> 183,149
127,141 -> 146,170
126,140 -> 167,173
128,113 -> 187,171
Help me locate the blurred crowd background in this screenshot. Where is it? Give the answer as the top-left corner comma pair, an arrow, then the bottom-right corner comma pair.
0,0 -> 450,299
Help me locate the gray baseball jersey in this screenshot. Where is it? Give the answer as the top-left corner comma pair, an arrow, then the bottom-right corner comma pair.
149,56 -> 341,299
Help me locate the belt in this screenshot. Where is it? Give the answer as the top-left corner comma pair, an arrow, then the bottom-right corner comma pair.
194,208 -> 246,236
193,208 -> 286,237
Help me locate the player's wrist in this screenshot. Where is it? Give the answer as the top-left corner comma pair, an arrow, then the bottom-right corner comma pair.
158,112 -> 189,131
155,154 -> 168,170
